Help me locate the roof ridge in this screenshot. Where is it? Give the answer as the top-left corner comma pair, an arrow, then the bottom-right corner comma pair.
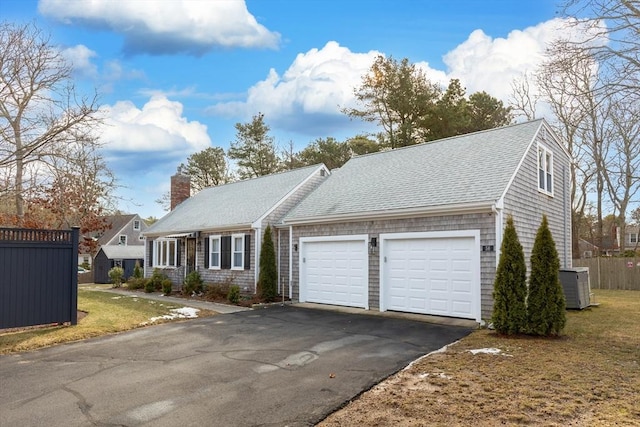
352,119 -> 544,160
200,163 -> 325,193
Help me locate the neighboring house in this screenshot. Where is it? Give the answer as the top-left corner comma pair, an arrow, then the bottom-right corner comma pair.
94,246 -> 144,283
91,214 -> 148,284
624,226 -> 640,253
142,164 -> 330,291
282,119 -> 572,323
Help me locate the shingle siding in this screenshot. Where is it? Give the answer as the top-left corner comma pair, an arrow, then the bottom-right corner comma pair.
502,128 -> 572,274
260,169 -> 327,228
197,229 -> 255,292
291,212 -> 496,319
143,167 -> 328,293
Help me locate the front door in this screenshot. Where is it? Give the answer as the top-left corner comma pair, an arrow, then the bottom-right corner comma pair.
186,238 -> 196,274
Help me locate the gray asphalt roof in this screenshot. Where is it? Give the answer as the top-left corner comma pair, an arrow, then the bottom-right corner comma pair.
101,245 -> 144,259
285,120 -> 545,221
145,164 -> 324,235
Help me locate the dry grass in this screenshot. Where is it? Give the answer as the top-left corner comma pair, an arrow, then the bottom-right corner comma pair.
0,289 -> 217,354
320,290 -> 640,426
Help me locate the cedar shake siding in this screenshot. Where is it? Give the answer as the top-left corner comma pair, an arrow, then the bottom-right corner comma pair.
501,129 -> 572,270
290,212 -> 496,319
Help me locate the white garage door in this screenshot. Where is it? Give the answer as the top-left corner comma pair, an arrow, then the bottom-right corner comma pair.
300,236 -> 368,309
381,232 -> 480,320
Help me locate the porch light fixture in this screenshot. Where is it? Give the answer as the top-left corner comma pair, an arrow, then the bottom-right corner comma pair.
369,237 -> 377,252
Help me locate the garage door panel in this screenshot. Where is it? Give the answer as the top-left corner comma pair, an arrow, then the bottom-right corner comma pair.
383,235 -> 478,320
301,239 -> 368,309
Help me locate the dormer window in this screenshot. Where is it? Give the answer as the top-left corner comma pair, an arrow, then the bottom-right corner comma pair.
538,144 -> 553,196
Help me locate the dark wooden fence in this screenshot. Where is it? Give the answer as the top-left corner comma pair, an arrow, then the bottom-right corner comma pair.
0,227 -> 79,329
573,258 -> 640,291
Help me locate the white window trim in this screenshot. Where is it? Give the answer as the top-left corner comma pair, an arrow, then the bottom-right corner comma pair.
209,235 -> 221,270
119,235 -> 127,245
537,144 -> 554,196
231,233 -> 244,270
154,238 -> 177,268
630,233 -> 638,244
133,220 -> 140,231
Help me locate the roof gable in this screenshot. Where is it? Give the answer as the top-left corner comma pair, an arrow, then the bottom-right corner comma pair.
96,214 -> 137,245
145,164 -> 328,235
285,120 -> 550,222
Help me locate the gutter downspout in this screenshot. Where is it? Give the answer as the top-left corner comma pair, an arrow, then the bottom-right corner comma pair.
563,164 -> 569,268
493,199 -> 504,268
254,227 -> 262,293
278,228 -> 283,304
289,225 -> 293,299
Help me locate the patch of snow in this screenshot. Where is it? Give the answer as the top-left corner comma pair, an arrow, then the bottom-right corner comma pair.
468,347 -> 511,356
419,372 -> 452,380
147,307 -> 200,323
111,296 -> 122,300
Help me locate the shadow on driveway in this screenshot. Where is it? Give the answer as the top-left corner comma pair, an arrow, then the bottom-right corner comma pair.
0,305 -> 473,427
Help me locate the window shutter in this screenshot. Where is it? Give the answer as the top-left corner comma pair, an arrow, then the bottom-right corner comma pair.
148,240 -> 154,267
176,241 -> 181,267
244,234 -> 251,270
204,237 -> 209,268
221,236 -> 231,269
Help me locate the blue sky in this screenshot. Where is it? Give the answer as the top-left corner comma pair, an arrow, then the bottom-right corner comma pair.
2,0 -> 574,219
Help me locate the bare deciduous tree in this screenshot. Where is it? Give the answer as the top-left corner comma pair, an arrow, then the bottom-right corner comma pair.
0,22 -> 100,225
603,97 -> 640,252
562,0 -> 640,94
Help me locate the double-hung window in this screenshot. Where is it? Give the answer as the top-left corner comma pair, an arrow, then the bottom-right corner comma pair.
538,144 -> 553,195
232,234 -> 244,270
209,235 -> 221,269
133,220 -> 140,230
630,233 -> 638,244
154,238 -> 177,267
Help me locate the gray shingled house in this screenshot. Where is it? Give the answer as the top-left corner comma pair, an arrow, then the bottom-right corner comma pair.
142,164 -> 329,292
282,119 -> 572,323
90,214 -> 148,283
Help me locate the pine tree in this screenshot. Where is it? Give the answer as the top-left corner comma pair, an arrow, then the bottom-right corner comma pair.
527,215 -> 566,336
257,225 -> 278,302
491,216 -> 527,334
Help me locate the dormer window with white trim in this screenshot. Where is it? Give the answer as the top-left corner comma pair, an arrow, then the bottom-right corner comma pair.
538,144 -> 553,196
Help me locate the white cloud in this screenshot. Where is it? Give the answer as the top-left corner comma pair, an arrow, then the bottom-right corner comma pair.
211,42 -> 381,119
443,18 -> 603,102
38,0 -> 280,55
61,44 -> 98,78
99,95 -> 211,154
209,41 -> 444,135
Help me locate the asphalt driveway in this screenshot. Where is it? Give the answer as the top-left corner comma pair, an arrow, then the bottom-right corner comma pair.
0,305 -> 472,427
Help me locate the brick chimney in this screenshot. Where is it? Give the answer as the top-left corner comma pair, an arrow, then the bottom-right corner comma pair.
170,174 -> 190,210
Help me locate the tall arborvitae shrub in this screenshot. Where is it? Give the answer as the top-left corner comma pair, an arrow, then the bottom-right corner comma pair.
527,215 -> 566,336
257,225 -> 277,302
491,216 -> 527,334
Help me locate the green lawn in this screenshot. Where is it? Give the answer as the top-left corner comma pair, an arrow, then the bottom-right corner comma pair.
0,289 -> 217,354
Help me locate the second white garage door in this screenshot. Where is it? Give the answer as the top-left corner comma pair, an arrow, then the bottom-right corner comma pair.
300,236 -> 368,309
380,231 -> 480,321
